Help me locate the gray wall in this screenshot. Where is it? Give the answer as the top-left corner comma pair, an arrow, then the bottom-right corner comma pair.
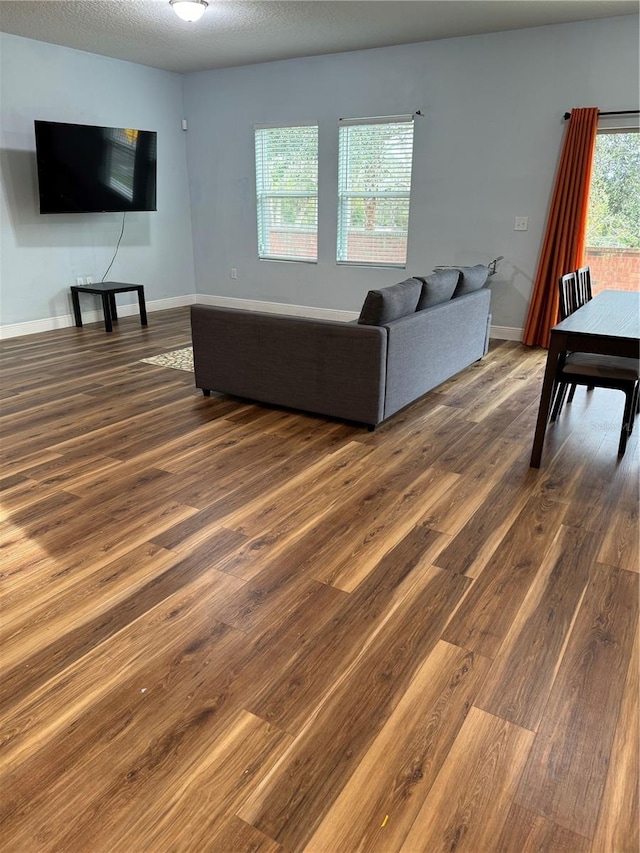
0,33 -> 195,326
183,15 -> 639,330
1,16 -> 638,331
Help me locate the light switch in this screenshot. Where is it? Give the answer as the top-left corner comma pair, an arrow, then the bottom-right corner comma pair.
514,216 -> 529,231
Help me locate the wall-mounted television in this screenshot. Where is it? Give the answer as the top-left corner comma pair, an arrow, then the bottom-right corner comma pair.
34,120 -> 157,214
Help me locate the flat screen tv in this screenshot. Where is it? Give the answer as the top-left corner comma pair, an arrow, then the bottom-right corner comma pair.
34,120 -> 157,213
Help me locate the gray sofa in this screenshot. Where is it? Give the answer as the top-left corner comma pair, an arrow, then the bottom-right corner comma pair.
191,267 -> 492,429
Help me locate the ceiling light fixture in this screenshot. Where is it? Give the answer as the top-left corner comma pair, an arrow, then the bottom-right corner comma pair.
170,0 -> 208,23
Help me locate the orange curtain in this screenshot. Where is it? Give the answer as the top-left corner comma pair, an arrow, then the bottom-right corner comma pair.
523,107 -> 599,347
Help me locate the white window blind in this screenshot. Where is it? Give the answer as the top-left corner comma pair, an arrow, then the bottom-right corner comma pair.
337,116 -> 415,267
255,124 -> 318,262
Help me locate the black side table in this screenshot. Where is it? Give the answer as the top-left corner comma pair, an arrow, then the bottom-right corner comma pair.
70,281 -> 148,333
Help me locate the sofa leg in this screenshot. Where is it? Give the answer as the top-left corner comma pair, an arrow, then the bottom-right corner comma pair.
202,389 -> 211,397
367,424 -> 376,432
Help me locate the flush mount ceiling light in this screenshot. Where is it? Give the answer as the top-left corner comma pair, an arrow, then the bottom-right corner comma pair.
170,0 -> 208,22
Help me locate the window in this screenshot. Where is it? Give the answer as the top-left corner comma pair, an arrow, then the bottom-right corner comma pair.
337,116 -> 415,267
585,126 -> 639,294
254,123 -> 318,262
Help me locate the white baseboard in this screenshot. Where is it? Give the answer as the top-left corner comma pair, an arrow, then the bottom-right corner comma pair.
1,293 -> 522,341
194,293 -> 359,323
490,325 -> 524,342
0,294 -> 196,340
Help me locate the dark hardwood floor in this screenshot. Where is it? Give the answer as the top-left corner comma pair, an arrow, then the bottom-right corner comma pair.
1,308 -> 637,852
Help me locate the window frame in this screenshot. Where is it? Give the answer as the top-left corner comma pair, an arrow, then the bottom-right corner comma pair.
254,121 -> 319,264
336,114 -> 416,269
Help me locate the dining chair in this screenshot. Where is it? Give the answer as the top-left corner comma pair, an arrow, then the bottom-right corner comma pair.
576,265 -> 593,305
550,272 -> 640,455
550,271 -> 587,416
558,270 -> 584,319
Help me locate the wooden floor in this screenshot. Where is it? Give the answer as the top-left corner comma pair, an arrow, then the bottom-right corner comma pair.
1,308 -> 638,853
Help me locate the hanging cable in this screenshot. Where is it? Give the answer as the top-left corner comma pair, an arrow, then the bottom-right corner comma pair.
101,211 -> 126,282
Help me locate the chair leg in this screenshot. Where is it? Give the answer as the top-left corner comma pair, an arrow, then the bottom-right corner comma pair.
618,388 -> 636,456
566,383 -> 593,403
630,382 -> 640,435
549,382 -> 561,421
550,382 -> 569,422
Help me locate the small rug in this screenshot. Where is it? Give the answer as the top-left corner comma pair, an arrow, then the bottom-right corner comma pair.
140,346 -> 194,372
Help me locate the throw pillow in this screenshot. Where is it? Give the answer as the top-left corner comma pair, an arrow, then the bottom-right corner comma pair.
452,264 -> 490,297
414,269 -> 460,310
358,278 -> 422,325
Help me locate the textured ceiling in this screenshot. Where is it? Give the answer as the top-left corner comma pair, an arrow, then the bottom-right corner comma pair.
0,0 -> 637,74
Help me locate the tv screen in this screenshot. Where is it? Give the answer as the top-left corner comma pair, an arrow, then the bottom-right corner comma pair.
34,120 -> 157,214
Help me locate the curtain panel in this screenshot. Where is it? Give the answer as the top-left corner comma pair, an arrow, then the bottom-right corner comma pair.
523,107 -> 599,348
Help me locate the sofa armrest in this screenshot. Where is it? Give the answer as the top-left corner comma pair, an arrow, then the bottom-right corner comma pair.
383,288 -> 491,418
191,305 -> 388,426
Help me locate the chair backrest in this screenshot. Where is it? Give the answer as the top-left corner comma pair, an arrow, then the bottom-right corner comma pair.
576,266 -> 593,305
558,271 -> 580,320
558,268 -> 593,320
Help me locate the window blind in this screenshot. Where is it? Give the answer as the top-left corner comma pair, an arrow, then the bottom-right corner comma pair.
337,117 -> 415,267
255,124 -> 318,262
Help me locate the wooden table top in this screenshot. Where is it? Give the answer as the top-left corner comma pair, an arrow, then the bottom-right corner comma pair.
552,290 -> 640,342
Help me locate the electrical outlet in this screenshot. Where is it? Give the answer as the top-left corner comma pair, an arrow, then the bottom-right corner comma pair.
514,216 -> 529,231
86,275 -> 93,285
76,276 -> 84,286
231,267 -> 237,280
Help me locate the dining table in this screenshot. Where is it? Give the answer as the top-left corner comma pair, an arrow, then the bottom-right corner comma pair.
529,289 -> 640,468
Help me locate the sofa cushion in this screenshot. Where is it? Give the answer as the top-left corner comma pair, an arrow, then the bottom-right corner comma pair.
358,278 -> 422,325
414,269 -> 460,310
452,264 -> 490,297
